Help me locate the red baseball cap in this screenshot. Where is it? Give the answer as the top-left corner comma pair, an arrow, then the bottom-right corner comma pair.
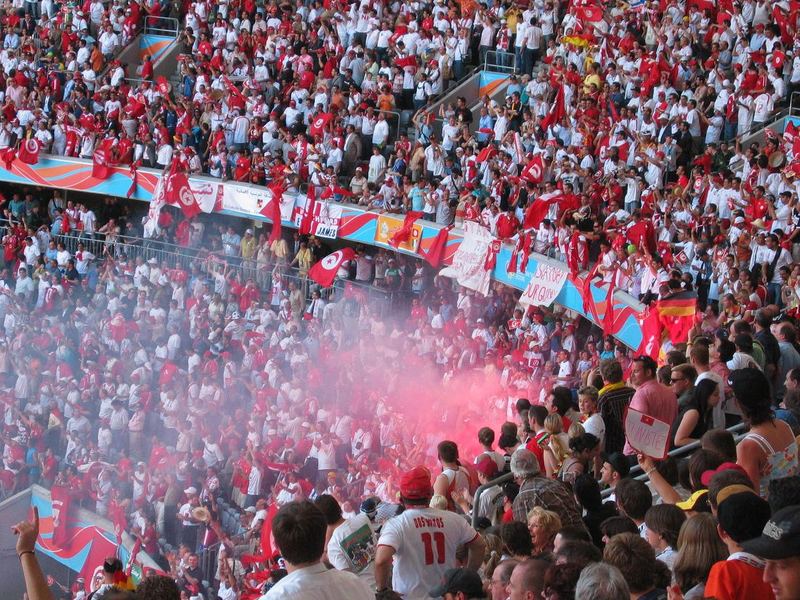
400,466 -> 433,500
475,456 -> 499,479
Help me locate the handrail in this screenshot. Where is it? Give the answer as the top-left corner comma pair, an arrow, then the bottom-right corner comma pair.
471,472 -> 514,528
470,421 -> 749,527
144,15 -> 180,38
600,421 -> 749,499
483,51 -> 517,74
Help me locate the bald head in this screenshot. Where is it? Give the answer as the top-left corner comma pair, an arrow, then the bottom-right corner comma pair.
507,558 -> 549,600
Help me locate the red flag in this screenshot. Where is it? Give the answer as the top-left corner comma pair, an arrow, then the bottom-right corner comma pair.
164,163 -> 201,219
308,113 -> 334,138
523,191 -> 562,229
476,145 -> 497,163
92,139 -> 115,179
308,248 -> 356,288
50,485 -> 71,548
638,308 -> 662,360
262,182 -> 284,244
0,146 -> 14,170
300,186 -> 316,235
577,5 -> 604,22
127,162 -> 139,198
124,98 -> 146,118
108,500 -> 126,546
222,75 -> 247,109
519,232 -> 532,272
520,155 -> 544,184
540,85 -> 565,130
484,239 -> 501,271
420,225 -> 450,267
602,275 -> 617,335
319,185 -> 352,200
389,211 -> 423,248
259,503 -> 279,559
17,138 -> 40,164
155,75 -> 170,97
656,290 -> 698,344
507,234 -> 526,273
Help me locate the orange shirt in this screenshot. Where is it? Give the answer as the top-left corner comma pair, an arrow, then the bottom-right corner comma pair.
705,555 -> 775,600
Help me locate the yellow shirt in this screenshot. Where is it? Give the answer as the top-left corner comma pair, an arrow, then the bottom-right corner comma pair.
295,248 -> 313,274
240,236 -> 257,259
270,239 -> 288,259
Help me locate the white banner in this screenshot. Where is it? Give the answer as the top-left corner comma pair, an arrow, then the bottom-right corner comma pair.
519,262 -> 569,307
439,221 -> 493,296
189,180 -> 222,213
624,408 -> 671,460
222,183 -> 272,214
293,199 -> 343,239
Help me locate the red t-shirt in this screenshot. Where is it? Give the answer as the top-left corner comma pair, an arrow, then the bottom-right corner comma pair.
705,555 -> 775,600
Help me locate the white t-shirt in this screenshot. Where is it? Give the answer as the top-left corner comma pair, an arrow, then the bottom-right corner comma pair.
583,413 -> 605,446
261,562 -> 372,600
327,514 -> 377,589
377,507 -> 479,600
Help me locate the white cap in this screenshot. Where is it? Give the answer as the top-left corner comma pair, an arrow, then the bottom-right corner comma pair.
184,486 -> 198,495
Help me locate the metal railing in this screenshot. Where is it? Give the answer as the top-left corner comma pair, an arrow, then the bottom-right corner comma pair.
470,421 -> 749,527
144,15 -> 180,37
49,230 -> 409,317
483,51 -> 517,74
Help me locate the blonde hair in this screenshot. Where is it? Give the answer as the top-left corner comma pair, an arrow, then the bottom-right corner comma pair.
527,506 -> 563,538
429,495 -> 448,510
544,414 -> 569,465
568,422 -> 585,439
672,513 -> 729,593
482,533 -> 503,578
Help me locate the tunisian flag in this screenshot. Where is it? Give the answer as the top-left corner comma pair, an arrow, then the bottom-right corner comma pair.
520,155 -> 544,184
308,248 -> 355,288
50,485 -> 72,548
92,139 -> 115,179
17,138 -> 40,164
164,162 -> 201,219
523,190 -> 562,229
308,113 -> 334,138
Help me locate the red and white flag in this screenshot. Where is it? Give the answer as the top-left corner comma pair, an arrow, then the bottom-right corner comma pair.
17,138 -> 40,165
164,163 -> 201,219
50,485 -> 72,548
520,155 -> 544,184
92,139 -> 115,180
127,161 -> 140,198
308,248 -> 355,288
308,113 -> 334,138
300,186 -> 317,235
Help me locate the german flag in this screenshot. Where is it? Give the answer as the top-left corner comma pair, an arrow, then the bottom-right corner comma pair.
657,290 -> 697,317
656,290 -> 698,343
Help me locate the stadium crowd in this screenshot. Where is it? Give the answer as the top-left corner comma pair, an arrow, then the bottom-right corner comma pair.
2,0 -> 800,598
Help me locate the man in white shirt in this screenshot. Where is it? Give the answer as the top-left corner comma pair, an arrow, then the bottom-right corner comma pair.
261,500 -> 372,600
375,466 -> 486,600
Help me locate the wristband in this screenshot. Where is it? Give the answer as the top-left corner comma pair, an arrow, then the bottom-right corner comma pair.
645,467 -> 657,476
18,550 -> 34,560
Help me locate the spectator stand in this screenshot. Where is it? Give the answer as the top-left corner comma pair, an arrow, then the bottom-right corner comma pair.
0,155 -> 650,349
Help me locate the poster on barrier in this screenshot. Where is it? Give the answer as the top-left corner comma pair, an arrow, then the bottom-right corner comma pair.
293,199 -> 343,239
374,214 -> 423,251
189,180 -> 222,213
624,408 -> 671,460
222,183 -> 271,215
439,221 -> 493,296
519,262 -> 569,307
